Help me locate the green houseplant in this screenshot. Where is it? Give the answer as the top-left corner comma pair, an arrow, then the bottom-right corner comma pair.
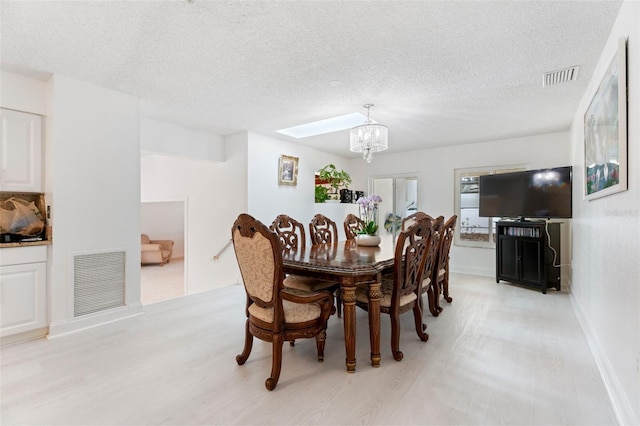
317,164 -> 352,191
316,164 -> 352,202
315,185 -> 329,203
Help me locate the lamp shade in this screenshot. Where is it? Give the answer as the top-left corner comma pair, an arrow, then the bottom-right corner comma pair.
349,123 -> 388,153
350,104 -> 388,162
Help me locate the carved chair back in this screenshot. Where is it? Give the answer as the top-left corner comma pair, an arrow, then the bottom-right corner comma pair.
402,211 -> 434,231
309,214 -> 338,245
270,214 -> 306,254
391,218 -> 433,311
429,214 -> 458,312
435,215 -> 457,277
343,213 -> 365,240
421,216 -> 444,291
232,213 -> 284,328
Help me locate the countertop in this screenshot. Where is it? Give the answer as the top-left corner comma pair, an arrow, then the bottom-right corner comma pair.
0,240 -> 51,248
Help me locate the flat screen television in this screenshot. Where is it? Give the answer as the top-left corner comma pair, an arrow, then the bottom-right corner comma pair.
479,166 -> 572,219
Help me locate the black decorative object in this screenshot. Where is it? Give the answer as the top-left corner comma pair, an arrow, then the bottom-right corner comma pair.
354,191 -> 365,202
340,189 -> 353,203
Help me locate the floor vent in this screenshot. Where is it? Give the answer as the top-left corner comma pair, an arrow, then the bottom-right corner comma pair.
74,251 -> 126,317
543,65 -> 579,87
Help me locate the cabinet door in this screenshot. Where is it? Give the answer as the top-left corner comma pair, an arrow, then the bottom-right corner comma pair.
497,236 -> 518,281
0,108 -> 43,192
520,239 -> 543,284
0,262 -> 47,337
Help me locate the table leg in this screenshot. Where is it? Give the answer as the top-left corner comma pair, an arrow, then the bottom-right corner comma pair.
341,285 -> 357,373
368,280 -> 382,367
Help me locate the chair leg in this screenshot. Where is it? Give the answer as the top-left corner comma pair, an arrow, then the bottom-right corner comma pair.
436,280 -> 444,313
336,290 -> 342,318
315,330 -> 326,361
412,303 -> 429,342
390,312 -> 403,361
266,334 -> 284,391
443,272 -> 452,303
418,295 -> 427,331
236,320 -> 253,365
427,282 -> 440,317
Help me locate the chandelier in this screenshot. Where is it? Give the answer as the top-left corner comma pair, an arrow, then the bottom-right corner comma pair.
349,104 -> 388,163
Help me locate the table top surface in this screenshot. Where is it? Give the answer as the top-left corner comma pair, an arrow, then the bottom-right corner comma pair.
282,235 -> 398,276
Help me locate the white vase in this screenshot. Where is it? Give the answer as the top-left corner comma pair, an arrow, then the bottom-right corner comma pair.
356,234 -> 381,247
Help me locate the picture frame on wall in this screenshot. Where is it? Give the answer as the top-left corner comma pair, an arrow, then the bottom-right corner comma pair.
278,155 -> 298,186
583,37 -> 627,201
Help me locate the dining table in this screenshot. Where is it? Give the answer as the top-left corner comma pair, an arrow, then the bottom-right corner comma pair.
282,235 -> 397,373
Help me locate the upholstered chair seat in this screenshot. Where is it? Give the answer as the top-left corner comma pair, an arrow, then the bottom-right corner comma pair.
355,276 -> 417,308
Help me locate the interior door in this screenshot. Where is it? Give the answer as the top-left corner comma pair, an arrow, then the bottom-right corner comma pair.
372,176 -> 418,237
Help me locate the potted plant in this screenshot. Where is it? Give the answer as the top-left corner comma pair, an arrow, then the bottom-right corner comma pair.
315,185 -> 329,203
355,194 -> 382,246
316,164 -> 352,202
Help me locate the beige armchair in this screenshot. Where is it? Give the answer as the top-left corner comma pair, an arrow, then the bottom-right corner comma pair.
141,234 -> 174,266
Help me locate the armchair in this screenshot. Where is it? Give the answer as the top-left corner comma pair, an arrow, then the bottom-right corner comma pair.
141,234 -> 174,266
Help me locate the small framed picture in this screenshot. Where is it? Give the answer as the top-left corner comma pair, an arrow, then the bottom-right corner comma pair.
278,155 -> 298,186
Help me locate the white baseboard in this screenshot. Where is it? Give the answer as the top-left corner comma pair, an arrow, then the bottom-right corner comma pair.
570,292 -> 637,426
451,266 -> 494,278
1,327 -> 48,347
48,304 -> 144,339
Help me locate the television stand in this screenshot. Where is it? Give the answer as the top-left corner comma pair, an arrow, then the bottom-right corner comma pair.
495,221 -> 561,294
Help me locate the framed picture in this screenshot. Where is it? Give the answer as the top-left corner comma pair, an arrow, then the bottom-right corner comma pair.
278,155 -> 298,186
584,38 -> 627,200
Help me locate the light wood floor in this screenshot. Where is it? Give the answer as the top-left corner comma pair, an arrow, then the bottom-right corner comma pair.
1,274 -> 618,425
141,258 -> 184,305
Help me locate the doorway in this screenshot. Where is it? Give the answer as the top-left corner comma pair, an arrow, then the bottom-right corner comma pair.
140,200 -> 187,305
372,176 -> 418,237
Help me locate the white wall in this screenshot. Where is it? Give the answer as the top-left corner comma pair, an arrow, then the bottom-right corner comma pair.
569,2 -> 640,424
140,116 -> 224,162
349,131 -> 571,277
47,74 -> 143,336
140,132 -> 247,293
246,131 -> 360,240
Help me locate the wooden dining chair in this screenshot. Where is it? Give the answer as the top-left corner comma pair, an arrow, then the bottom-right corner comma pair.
401,211 -> 433,231
270,214 -> 342,318
418,216 -> 445,317
433,215 -> 457,311
343,213 -> 365,240
354,217 -> 432,361
232,213 -> 334,391
309,214 -> 338,245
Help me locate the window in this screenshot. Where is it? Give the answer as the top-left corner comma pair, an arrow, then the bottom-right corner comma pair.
454,165 -> 525,248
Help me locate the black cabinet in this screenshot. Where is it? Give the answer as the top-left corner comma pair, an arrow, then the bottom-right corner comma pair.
496,221 -> 561,294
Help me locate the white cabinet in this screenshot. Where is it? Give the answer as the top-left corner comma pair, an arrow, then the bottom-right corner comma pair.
0,108 -> 43,192
0,245 -> 47,339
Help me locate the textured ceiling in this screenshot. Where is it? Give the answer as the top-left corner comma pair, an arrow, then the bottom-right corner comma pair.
0,0 -> 623,157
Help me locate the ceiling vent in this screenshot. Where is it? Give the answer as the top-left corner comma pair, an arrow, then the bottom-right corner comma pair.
543,66 -> 579,87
